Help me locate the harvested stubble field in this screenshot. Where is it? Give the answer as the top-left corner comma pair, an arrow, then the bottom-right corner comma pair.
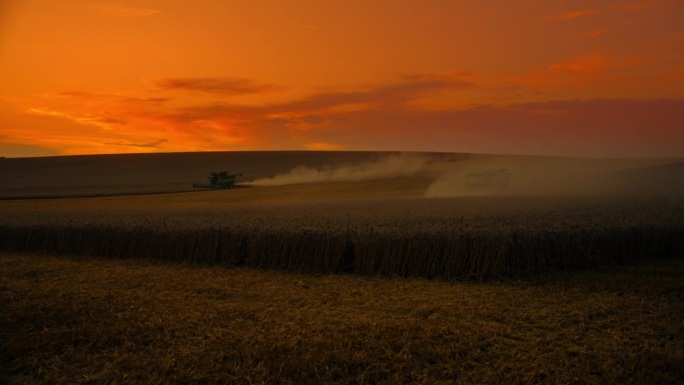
1,253 -> 683,384
1,151 -> 684,384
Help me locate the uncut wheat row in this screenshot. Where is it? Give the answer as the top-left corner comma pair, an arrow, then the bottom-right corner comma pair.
1,197 -> 682,279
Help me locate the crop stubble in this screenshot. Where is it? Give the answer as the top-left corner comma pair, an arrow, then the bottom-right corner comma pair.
1,253 -> 682,384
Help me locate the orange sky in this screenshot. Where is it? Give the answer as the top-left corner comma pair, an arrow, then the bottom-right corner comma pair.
1,0 -> 683,157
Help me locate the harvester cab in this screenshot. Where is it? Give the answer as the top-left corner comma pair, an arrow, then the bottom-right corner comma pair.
193,171 -> 242,189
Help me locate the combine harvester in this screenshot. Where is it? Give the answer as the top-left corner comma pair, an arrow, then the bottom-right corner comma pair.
193,171 -> 242,189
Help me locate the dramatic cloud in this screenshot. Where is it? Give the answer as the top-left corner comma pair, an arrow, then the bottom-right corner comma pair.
134,73 -> 475,145
143,86 -> 684,156
148,78 -> 282,96
8,66 -> 683,157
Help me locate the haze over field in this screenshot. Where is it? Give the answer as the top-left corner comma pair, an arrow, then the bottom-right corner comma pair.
247,154 -> 431,186
0,151 -> 681,200
1,1 -> 683,158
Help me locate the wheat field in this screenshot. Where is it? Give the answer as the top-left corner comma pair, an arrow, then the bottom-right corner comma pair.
1,151 -> 683,384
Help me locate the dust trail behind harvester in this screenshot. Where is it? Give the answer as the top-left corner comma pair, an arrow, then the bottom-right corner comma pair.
243,151 -> 683,197
424,156 -> 682,198
246,154 -> 431,186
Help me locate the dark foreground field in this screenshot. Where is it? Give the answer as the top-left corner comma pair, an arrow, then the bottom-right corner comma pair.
1,253 -> 682,385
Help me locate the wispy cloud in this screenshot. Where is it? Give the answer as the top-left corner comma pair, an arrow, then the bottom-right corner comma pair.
507,54 -> 651,86
148,77 -> 282,96
265,72 -> 475,113
54,91 -> 110,99
559,0 -> 672,21
106,139 -> 167,148
152,72 -> 475,139
26,107 -> 126,129
83,3 -> 161,17
622,0 -> 660,11
577,30 -> 607,41
559,9 -> 601,20
95,72 -> 478,149
548,54 -> 611,75
53,91 -> 169,104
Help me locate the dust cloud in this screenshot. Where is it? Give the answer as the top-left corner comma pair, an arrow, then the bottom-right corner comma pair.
423,156 -> 655,198
244,152 -> 682,197
247,154 -> 430,186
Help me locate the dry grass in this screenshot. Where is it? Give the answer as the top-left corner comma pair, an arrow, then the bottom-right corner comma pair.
1,253 -> 682,384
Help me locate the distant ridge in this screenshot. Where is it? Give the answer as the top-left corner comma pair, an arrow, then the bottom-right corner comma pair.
0,151 -> 469,199
616,160 -> 684,194
1,151 -> 680,199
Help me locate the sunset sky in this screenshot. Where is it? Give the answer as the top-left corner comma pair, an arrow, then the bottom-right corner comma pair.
1,0 -> 683,158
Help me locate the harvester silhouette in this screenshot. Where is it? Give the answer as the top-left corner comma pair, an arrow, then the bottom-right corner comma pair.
193,171 -> 242,189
